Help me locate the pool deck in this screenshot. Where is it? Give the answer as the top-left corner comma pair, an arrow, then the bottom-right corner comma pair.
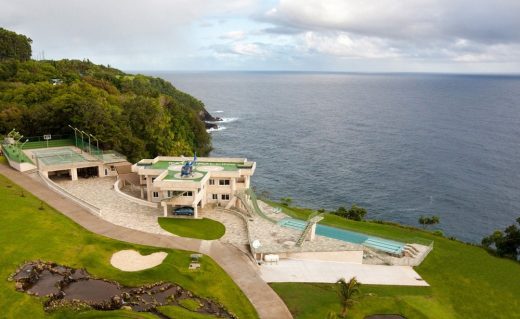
260,259 -> 429,286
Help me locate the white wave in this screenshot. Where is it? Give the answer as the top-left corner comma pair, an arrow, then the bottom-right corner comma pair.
207,117 -> 238,124
221,117 -> 239,123
213,110 -> 224,113
206,126 -> 227,133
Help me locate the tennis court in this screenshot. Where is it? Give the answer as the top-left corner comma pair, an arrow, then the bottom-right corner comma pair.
32,147 -> 88,165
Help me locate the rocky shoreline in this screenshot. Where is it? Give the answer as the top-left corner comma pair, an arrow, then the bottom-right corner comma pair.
200,110 -> 223,130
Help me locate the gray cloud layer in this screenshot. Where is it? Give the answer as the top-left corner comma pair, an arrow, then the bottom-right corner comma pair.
1,0 -> 519,72
254,0 -> 520,68
263,0 -> 520,43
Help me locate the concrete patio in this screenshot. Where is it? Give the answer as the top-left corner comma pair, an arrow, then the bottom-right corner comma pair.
260,259 -> 429,286
55,177 -> 170,236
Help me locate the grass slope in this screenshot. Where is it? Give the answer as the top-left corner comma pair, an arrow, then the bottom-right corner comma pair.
158,217 -> 225,240
268,202 -> 520,319
158,306 -> 218,319
0,166 -> 257,319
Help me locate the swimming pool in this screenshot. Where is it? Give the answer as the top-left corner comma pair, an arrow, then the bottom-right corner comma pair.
278,218 -> 405,254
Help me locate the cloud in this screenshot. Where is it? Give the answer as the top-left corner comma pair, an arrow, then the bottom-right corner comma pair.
0,0 -> 258,66
1,0 -> 520,72
263,0 -> 520,43
231,42 -> 264,55
303,32 -> 401,59
261,0 -> 520,64
220,31 -> 247,41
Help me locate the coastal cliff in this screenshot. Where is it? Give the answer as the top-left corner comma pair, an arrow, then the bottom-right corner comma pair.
0,28 -> 215,162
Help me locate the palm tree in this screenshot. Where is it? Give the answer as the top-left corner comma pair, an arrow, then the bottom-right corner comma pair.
336,277 -> 361,318
327,311 -> 338,319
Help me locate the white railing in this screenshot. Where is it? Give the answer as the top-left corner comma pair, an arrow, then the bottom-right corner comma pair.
38,172 -> 102,216
113,179 -> 158,208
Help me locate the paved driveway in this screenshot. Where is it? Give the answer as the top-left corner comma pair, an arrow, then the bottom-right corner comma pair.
56,177 -> 169,235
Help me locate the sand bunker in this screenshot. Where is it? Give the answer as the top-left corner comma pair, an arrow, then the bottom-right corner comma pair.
110,250 -> 167,272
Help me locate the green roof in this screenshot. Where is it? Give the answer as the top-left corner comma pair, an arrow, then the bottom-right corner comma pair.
151,161 -> 247,172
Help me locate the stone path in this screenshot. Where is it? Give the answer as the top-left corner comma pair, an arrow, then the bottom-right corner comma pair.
199,209 -> 249,245
0,165 -> 292,319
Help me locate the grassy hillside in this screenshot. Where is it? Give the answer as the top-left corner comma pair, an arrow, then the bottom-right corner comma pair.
0,56 -> 212,162
0,162 -> 258,319
269,202 -> 520,319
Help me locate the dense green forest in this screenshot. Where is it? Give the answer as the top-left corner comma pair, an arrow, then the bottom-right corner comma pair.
0,28 -> 213,162
0,28 -> 32,61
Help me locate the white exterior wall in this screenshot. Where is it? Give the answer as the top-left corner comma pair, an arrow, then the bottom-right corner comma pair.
134,157 -> 255,212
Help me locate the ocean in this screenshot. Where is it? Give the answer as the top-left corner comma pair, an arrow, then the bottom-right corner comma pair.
149,71 -> 520,243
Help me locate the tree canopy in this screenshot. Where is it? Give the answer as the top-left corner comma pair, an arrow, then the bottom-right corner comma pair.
418,215 -> 440,229
332,204 -> 367,221
0,28 -> 32,61
482,217 -> 520,260
0,28 -> 213,162
0,58 -> 213,163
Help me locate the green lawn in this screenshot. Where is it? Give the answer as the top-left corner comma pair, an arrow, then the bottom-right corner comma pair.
0,166 -> 257,319
158,306 -> 218,319
268,202 -> 520,319
158,217 -> 225,240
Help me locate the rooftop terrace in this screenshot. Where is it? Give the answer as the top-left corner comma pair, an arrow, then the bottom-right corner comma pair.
146,160 -> 253,171
164,169 -> 208,182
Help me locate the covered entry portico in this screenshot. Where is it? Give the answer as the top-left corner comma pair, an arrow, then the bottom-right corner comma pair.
160,188 -> 206,218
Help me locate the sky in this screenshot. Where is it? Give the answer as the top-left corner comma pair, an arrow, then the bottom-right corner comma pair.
2,0 -> 520,73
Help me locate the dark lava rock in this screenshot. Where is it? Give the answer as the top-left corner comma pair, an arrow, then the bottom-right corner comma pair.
12,261 -> 235,318
70,269 -> 89,280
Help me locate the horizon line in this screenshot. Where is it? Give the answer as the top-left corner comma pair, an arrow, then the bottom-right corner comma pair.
126,69 -> 520,77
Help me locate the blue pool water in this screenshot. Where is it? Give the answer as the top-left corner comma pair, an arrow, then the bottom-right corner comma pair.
278,218 -> 405,254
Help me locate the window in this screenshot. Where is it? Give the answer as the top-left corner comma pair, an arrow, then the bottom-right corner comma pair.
183,191 -> 193,197
104,169 -> 108,176
221,194 -> 230,200
212,194 -> 218,200
219,179 -> 230,186
167,191 -> 174,197
152,192 -> 159,198
209,179 -> 215,185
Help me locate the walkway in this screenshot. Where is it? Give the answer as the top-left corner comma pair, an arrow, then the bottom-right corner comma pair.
56,177 -> 169,235
260,259 -> 429,286
0,164 -> 292,319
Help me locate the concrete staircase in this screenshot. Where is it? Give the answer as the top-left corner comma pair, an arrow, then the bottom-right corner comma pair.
403,244 -> 420,257
295,213 -> 324,247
